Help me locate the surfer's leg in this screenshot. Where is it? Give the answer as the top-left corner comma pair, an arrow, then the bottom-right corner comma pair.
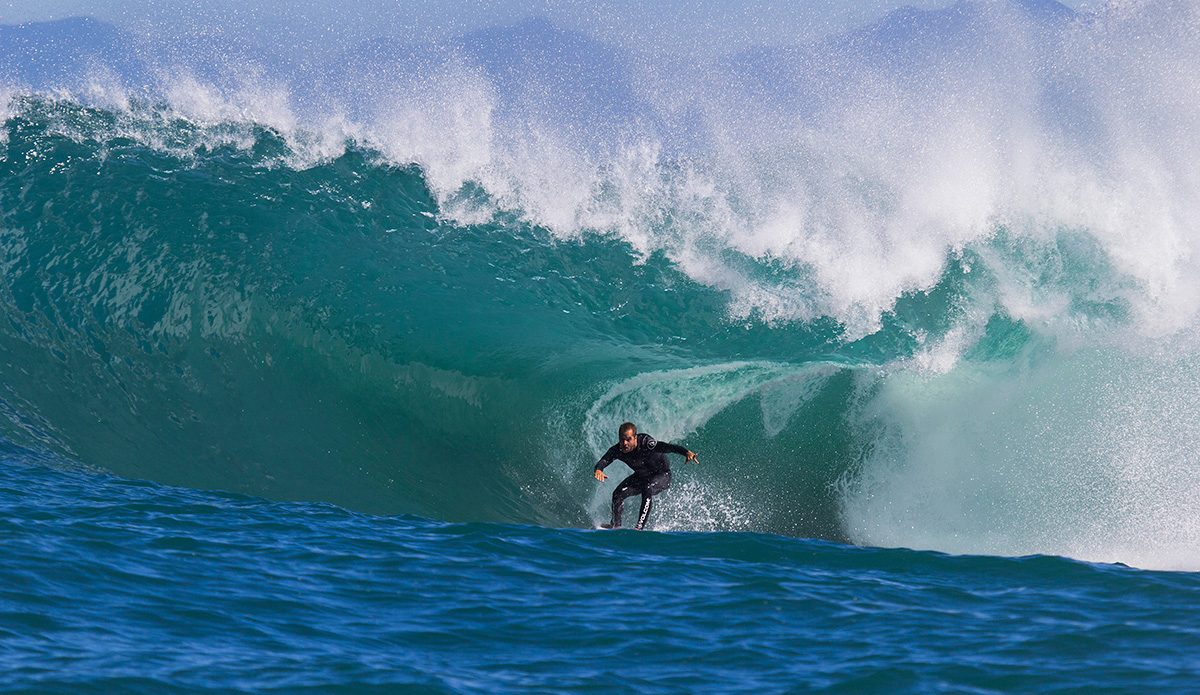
634,472 -> 670,530
645,470 -> 671,496
609,474 -> 642,528
635,495 -> 653,530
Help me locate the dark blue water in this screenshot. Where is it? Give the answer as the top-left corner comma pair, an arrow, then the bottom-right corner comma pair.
5,458 -> 1200,693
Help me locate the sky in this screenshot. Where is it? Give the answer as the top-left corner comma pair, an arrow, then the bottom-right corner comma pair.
0,0 -> 1108,58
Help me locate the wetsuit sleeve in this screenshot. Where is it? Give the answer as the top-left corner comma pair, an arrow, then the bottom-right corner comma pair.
656,441 -> 690,456
594,445 -> 620,472
641,433 -> 688,457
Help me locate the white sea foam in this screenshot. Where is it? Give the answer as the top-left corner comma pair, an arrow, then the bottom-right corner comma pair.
652,479 -> 760,532
8,3 -> 1198,345
839,340 -> 1200,571
0,87 -> 11,151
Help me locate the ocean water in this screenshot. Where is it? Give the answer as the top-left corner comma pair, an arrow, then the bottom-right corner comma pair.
3,0 -> 1200,690
3,456 -> 1200,693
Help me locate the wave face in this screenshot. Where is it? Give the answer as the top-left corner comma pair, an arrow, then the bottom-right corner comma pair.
2,0 -> 1200,569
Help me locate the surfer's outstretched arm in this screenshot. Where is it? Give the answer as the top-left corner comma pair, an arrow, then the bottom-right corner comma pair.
593,445 -> 619,481
658,441 -> 699,463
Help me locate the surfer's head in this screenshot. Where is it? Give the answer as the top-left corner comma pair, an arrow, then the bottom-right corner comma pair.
618,422 -> 637,452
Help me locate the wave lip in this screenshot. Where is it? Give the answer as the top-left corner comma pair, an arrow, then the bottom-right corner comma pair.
5,2 -> 1199,338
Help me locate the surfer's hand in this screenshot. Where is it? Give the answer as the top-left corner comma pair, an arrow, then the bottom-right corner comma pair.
594,469 -> 607,482
686,451 -> 698,463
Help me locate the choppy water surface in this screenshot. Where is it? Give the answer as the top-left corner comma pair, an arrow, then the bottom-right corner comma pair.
4,460 -> 1200,693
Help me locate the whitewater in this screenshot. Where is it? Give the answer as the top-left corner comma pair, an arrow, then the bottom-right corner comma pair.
2,0 -> 1200,690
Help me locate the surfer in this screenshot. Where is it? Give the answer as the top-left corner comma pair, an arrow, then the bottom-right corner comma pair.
593,422 -> 698,530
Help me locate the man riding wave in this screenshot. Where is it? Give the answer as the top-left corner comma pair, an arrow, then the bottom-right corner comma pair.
593,422 -> 698,530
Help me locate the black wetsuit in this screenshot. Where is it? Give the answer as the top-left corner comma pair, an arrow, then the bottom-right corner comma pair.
594,433 -> 689,529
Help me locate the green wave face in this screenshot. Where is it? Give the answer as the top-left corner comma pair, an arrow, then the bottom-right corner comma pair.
3,90 -> 1200,571
0,98 -> 875,531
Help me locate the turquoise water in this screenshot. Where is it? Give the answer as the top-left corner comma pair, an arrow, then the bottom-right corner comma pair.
0,97 -> 894,535
4,1 -> 1200,689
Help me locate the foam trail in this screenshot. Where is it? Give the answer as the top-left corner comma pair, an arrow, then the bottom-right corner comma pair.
582,362 -> 838,454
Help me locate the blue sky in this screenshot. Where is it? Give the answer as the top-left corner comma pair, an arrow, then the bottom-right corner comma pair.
0,0 -> 1106,57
